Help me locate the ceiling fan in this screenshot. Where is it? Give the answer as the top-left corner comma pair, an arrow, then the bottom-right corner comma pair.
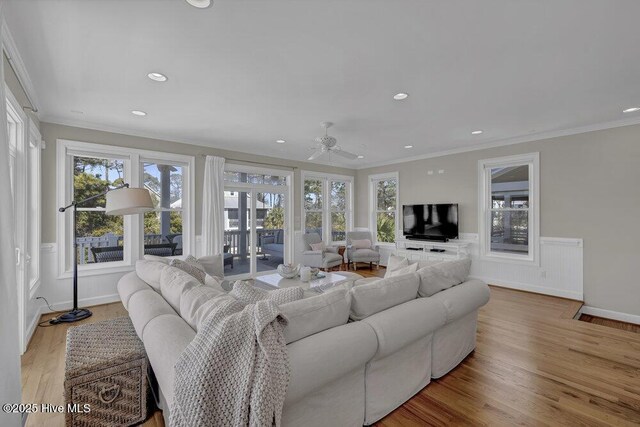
308,122 -> 358,161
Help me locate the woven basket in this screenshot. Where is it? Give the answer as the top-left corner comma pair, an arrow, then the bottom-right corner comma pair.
64,317 -> 149,427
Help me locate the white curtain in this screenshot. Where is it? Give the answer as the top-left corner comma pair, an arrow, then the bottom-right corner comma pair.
201,155 -> 225,256
0,4 -> 24,425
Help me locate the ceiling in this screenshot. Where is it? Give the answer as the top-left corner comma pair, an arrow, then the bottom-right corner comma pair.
5,0 -> 640,168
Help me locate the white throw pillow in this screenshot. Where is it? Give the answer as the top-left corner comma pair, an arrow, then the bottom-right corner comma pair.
197,254 -> 224,279
135,260 -> 167,292
144,254 -> 170,264
180,285 -> 226,331
204,274 -> 225,293
384,255 -> 409,278
386,262 -> 418,278
230,281 -> 304,305
309,241 -> 325,251
160,266 -> 203,312
351,239 -> 372,249
279,288 -> 350,343
417,258 -> 472,297
349,272 -> 419,320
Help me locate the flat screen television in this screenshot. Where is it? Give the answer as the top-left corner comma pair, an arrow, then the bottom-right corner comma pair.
402,204 -> 459,241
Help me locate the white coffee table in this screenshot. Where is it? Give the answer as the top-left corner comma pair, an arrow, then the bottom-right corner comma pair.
254,271 -> 358,293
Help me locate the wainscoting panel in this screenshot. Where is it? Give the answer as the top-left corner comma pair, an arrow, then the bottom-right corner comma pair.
461,233 -> 583,301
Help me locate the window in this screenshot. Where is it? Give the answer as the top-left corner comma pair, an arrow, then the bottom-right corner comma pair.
143,162 -> 185,256
479,153 -> 539,264
74,156 -> 126,264
301,172 -> 353,245
369,173 -> 398,245
57,140 -> 195,275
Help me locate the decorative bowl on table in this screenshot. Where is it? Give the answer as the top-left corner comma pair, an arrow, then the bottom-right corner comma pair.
277,263 -> 300,279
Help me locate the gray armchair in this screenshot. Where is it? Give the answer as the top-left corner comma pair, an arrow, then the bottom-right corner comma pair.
301,233 -> 343,270
346,231 -> 380,270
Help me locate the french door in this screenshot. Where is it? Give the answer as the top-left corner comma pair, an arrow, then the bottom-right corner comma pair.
223,165 -> 292,279
7,91 -> 41,354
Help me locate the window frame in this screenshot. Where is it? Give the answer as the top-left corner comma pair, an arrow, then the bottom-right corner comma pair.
56,139 -> 195,277
300,171 -> 354,245
478,152 -> 540,265
368,172 -> 399,247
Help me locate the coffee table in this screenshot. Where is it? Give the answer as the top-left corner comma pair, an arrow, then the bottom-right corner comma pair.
254,271 -> 360,293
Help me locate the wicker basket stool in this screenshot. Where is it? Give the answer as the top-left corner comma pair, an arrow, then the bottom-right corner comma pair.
65,317 -> 149,427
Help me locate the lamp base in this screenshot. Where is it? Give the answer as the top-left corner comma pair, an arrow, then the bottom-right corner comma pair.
50,308 -> 93,324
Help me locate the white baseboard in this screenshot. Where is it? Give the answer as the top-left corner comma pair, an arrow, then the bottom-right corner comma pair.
579,306 -> 640,326
43,293 -> 121,314
24,305 -> 43,352
472,276 -> 583,301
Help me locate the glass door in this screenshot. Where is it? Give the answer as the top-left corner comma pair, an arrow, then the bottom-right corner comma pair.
223,166 -> 292,278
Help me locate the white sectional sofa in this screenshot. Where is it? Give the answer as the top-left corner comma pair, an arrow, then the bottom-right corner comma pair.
118,258 -> 489,426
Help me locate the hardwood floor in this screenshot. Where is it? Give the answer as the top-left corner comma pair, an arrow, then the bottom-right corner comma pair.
579,314 -> 640,334
22,273 -> 640,426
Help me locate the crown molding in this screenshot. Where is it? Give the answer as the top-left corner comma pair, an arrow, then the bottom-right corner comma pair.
354,116 -> 640,169
1,17 -> 40,113
42,112 -> 640,172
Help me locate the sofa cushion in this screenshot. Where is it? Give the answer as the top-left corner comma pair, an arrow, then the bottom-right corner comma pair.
428,279 -> 490,323
279,288 -> 351,344
309,241 -> 325,251
384,255 -> 408,277
180,285 -> 227,331
417,258 -> 472,297
128,289 -> 177,338
349,272 -> 419,321
118,271 -> 151,310
160,266 -> 203,312
204,274 -> 225,292
386,262 -> 418,278
170,256 -> 207,284
230,281 -> 304,305
135,260 -> 167,292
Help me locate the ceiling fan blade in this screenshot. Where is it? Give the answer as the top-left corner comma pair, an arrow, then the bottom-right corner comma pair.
332,149 -> 358,160
307,149 -> 325,160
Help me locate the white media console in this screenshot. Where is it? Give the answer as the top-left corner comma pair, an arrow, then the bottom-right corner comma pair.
395,237 -> 470,262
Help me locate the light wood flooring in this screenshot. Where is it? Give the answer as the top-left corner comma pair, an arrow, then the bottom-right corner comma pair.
22,269 -> 640,426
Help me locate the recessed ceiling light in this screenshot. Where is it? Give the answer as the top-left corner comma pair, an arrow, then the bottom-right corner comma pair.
623,107 -> 640,113
394,93 -> 409,100
404,145 -> 413,149
357,155 -> 365,159
471,130 -> 483,135
276,139 -> 285,144
131,110 -> 147,116
147,72 -> 168,82
186,0 -> 211,8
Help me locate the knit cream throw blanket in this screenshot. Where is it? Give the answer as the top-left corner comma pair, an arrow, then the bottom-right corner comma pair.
170,297 -> 290,427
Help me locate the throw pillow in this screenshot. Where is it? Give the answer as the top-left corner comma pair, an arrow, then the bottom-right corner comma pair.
309,241 -> 325,251
386,262 -> 418,278
416,258 -> 472,297
135,259 -> 167,292
384,255 -> 409,278
197,254 -> 224,279
144,254 -> 170,264
160,265 -> 203,312
180,285 -> 227,331
230,281 -> 304,305
351,239 -> 372,249
170,258 -> 207,284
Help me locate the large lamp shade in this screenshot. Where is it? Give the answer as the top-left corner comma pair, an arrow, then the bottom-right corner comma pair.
106,187 -> 154,215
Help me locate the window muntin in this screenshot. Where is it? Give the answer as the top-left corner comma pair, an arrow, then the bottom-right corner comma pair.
330,181 -> 347,242
303,178 -> 324,237
224,171 -> 287,186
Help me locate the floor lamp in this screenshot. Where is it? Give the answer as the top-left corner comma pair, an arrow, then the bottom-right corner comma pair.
55,183 -> 153,324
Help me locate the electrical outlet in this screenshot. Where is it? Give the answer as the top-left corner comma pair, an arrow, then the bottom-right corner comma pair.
427,170 -> 434,175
